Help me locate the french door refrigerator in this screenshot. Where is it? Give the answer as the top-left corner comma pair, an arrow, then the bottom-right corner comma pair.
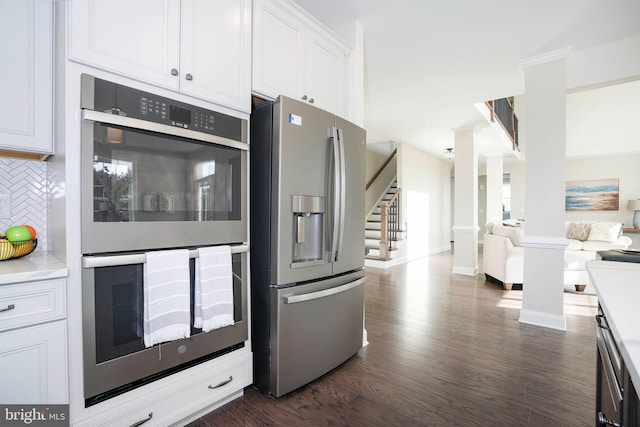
250,95 -> 366,397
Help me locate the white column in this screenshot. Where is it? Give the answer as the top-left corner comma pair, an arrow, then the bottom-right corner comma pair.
452,129 -> 479,276
518,48 -> 571,331
485,155 -> 504,224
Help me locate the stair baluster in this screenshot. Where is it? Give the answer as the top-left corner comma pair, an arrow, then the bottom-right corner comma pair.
379,188 -> 401,260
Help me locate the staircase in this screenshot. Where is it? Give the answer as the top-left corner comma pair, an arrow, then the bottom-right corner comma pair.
365,179 -> 405,261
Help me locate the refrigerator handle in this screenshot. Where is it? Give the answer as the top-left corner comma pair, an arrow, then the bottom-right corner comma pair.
283,277 -> 364,304
336,128 -> 347,261
330,126 -> 341,262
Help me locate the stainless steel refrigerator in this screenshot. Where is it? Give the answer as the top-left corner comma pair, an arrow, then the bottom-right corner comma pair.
250,95 -> 366,397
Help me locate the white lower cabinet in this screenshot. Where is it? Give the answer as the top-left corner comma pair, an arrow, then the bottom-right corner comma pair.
0,321 -> 67,404
0,278 -> 68,404
75,349 -> 252,426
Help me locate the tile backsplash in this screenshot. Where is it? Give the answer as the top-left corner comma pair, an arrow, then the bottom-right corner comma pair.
0,158 -> 47,251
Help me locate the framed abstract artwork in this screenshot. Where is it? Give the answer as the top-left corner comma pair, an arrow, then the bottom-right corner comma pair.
565,179 -> 619,211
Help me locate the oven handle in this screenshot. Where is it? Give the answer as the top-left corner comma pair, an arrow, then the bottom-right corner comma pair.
82,244 -> 249,268
82,109 -> 249,151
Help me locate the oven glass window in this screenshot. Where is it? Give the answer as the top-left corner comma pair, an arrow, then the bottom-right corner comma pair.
94,264 -> 145,363
93,255 -> 243,364
92,123 -> 242,223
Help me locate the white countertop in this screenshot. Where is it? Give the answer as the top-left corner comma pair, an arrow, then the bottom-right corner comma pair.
0,251 -> 68,285
587,260 -> 640,388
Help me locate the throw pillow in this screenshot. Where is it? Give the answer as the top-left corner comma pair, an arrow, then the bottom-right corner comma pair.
566,222 -> 591,241
588,222 -> 622,243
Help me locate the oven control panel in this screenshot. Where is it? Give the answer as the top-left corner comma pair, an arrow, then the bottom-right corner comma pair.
85,74 -> 245,143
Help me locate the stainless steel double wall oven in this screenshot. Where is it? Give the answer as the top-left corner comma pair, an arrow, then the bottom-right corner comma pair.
80,75 -> 249,406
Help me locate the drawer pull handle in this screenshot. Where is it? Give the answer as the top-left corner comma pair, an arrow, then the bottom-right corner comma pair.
597,411 -> 621,427
209,375 -> 233,389
130,412 -> 153,427
0,304 -> 15,313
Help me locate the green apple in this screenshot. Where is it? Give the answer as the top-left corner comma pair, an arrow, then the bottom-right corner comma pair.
5,225 -> 32,243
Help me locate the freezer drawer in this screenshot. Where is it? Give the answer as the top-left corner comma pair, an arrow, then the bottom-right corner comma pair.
271,271 -> 364,397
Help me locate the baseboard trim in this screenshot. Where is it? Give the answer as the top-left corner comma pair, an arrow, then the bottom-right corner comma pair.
430,245 -> 452,255
452,265 -> 479,276
364,256 -> 408,269
519,309 -> 567,331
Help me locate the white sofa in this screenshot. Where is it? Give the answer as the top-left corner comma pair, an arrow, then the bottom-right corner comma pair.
482,220 -> 631,291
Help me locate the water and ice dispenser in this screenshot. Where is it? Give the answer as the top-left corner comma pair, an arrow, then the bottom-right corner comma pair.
291,195 -> 324,265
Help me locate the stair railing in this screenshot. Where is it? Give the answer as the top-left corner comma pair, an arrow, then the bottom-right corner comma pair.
379,188 -> 401,260
486,98 -> 519,151
366,149 -> 397,191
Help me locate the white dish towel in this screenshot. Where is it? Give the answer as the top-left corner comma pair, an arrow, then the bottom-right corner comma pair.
143,249 -> 191,347
194,245 -> 235,332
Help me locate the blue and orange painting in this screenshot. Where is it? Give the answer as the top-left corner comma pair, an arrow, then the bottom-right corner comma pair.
565,179 -> 619,211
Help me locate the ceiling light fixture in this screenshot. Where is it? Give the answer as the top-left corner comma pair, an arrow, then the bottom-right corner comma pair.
444,148 -> 454,159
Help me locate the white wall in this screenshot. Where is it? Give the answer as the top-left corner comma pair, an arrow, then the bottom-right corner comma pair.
397,142 -> 451,259
565,154 -> 640,226
0,158 -> 48,251
365,140 -> 396,183
503,162 -> 526,221
502,153 -> 640,226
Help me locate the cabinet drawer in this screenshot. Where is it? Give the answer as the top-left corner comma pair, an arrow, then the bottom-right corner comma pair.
0,279 -> 66,332
75,349 -> 252,426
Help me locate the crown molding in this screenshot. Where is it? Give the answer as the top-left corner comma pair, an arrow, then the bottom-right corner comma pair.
518,46 -> 573,69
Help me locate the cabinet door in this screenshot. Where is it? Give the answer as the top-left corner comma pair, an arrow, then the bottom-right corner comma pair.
252,0 -> 304,101
68,0 -> 181,90
0,0 -> 52,155
0,321 -> 67,404
180,0 -> 252,112
305,30 -> 347,116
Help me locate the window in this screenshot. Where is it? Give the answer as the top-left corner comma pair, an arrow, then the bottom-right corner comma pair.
502,174 -> 511,220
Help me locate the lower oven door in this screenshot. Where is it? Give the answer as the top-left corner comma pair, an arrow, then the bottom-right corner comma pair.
81,244 -> 248,406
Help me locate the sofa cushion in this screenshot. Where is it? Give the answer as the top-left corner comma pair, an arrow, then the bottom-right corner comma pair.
582,240 -> 614,252
491,224 -> 524,247
565,251 -> 594,271
566,239 -> 584,251
566,222 -> 591,241
588,222 -> 622,243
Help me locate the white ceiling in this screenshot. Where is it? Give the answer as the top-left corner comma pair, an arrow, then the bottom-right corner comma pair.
292,0 -> 640,162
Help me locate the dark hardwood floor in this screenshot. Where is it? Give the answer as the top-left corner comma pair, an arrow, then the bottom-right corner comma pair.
186,250 -> 598,426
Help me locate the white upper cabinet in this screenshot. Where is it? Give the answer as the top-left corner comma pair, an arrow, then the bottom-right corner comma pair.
179,0 -> 251,111
252,0 -> 350,117
252,3 -> 304,101
304,31 -> 346,116
68,0 -> 181,89
68,0 -> 252,113
0,0 -> 53,159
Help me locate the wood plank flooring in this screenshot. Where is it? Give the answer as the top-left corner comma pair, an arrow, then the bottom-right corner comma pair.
186,250 -> 598,426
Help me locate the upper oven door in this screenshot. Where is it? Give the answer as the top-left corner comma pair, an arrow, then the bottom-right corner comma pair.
80,111 -> 248,254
